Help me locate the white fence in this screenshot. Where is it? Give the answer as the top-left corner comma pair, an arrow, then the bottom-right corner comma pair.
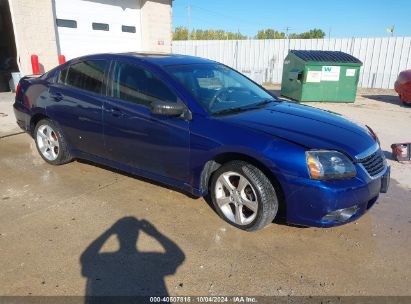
172,37 -> 411,89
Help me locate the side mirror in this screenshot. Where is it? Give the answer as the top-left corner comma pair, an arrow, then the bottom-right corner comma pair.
150,100 -> 189,118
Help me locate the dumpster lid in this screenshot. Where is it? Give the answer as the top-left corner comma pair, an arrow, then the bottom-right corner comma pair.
291,50 -> 362,64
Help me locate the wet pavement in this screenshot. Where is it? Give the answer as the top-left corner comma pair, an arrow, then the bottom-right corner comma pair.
0,90 -> 410,296
0,92 -> 21,137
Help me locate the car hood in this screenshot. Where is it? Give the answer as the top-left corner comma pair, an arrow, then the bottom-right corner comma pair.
221,101 -> 376,158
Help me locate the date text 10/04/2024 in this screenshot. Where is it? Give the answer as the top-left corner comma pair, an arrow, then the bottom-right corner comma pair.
149,296 -> 258,303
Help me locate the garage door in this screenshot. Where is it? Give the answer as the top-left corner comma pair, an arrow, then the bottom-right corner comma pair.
55,0 -> 142,60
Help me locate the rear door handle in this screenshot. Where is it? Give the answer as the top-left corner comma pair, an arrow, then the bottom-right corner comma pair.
50,92 -> 63,102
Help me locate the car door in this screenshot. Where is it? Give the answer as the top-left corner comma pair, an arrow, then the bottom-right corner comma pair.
47,59 -> 108,157
103,61 -> 190,182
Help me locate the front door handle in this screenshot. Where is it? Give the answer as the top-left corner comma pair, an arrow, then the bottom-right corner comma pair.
110,107 -> 125,118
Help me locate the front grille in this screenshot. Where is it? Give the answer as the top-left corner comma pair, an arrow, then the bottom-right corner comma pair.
357,149 -> 385,177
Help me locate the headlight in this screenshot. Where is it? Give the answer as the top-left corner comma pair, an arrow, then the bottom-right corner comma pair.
306,150 -> 357,180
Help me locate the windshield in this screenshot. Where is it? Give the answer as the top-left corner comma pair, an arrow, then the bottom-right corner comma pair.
166,63 -> 277,114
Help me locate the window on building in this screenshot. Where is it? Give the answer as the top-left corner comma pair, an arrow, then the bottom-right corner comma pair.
122,25 -> 136,33
112,62 -> 177,107
56,19 -> 77,28
62,60 -> 108,95
92,23 -> 109,31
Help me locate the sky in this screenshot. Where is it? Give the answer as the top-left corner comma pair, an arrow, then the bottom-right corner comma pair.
172,0 -> 411,38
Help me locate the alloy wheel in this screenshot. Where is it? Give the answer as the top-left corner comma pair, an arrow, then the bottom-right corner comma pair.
36,125 -> 60,161
214,171 -> 259,225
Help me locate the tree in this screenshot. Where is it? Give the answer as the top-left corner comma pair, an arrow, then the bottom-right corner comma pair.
173,27 -> 247,40
173,27 -> 189,40
289,28 -> 326,39
256,29 -> 286,39
173,27 -> 326,40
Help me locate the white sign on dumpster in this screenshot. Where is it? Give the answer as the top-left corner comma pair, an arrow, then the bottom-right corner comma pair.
306,71 -> 322,83
321,66 -> 341,81
346,69 -> 356,77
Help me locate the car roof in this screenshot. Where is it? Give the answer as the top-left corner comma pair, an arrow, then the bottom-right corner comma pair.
74,52 -> 216,67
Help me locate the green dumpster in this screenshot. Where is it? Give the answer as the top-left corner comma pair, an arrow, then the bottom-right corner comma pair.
280,50 -> 362,102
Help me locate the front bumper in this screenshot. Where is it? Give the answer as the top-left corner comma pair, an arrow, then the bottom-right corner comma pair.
281,166 -> 390,227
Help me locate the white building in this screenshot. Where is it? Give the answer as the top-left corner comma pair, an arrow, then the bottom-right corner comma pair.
0,0 -> 173,90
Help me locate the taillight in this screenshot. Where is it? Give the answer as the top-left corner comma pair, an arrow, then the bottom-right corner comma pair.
15,82 -> 21,97
366,125 -> 380,145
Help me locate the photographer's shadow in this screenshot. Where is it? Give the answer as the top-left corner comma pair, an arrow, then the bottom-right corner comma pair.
80,217 -> 185,299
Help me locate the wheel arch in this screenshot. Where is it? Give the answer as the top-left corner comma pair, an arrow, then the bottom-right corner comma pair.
200,152 -> 285,208
30,113 -> 49,136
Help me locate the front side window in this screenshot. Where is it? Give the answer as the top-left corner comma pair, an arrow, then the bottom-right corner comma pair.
61,60 -> 108,94
166,63 -> 276,114
111,62 -> 177,107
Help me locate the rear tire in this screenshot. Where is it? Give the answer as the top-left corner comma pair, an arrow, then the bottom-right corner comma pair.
210,161 -> 278,231
34,119 -> 72,165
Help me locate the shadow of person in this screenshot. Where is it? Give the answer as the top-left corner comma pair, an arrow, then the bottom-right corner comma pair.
80,217 -> 185,302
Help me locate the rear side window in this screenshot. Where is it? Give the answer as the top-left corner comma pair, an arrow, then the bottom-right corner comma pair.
111,62 -> 177,107
58,68 -> 68,84
61,60 -> 108,95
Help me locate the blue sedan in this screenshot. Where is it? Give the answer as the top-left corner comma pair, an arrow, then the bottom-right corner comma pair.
13,53 -> 390,231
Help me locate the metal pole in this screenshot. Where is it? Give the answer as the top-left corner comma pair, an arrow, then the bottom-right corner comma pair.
285,26 -> 290,39
187,4 -> 191,40
285,27 -> 291,50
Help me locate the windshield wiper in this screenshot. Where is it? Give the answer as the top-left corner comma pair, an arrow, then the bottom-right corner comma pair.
213,106 -> 252,116
252,99 -> 277,108
213,99 -> 276,116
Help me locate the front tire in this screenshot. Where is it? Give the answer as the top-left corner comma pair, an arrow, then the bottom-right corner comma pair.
210,161 -> 278,231
34,119 -> 72,165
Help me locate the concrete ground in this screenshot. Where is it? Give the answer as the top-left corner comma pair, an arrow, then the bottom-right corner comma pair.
0,89 -> 410,297
0,92 -> 22,138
